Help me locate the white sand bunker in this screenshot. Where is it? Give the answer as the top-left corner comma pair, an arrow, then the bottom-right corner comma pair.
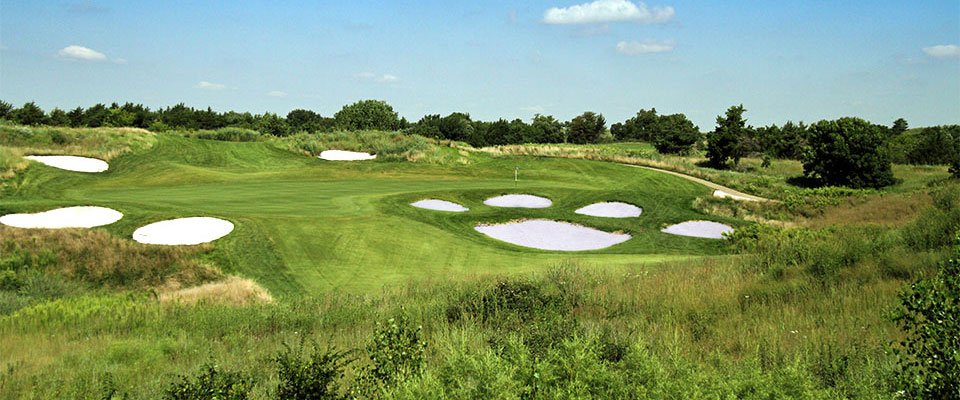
713,190 -> 757,202
25,155 -> 109,173
0,206 -> 122,229
575,202 -> 642,218
319,150 -> 376,161
133,217 -> 234,245
662,221 -> 734,239
411,199 -> 469,212
475,219 -> 630,251
483,194 -> 552,208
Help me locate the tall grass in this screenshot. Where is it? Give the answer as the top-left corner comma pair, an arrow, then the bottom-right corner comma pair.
273,130 -> 470,164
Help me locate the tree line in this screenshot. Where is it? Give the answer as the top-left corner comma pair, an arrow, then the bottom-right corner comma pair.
2,99 -> 958,186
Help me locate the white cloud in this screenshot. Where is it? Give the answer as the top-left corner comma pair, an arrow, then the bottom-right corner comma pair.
922,44 -> 960,59
267,90 -> 287,97
355,72 -> 400,83
544,0 -> 674,25
58,45 -> 107,61
616,40 -> 673,55
195,81 -> 226,90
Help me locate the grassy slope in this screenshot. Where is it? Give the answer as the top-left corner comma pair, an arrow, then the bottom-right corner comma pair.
3,134 -> 729,296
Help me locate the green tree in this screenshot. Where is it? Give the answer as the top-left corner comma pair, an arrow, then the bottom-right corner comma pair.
47,108 -> 70,126
257,112 -> 290,136
334,100 -> 400,131
0,100 -> 12,119
531,114 -> 564,143
67,107 -> 85,127
12,101 -> 46,126
287,109 -> 323,133
106,108 -> 136,127
567,111 -> 605,144
439,112 -> 473,142
803,117 -> 896,188
892,118 -> 909,135
617,108 -> 658,141
706,104 -> 750,168
83,104 -> 111,127
408,114 -> 442,138
894,234 -> 960,398
653,113 -> 700,154
905,126 -> 959,166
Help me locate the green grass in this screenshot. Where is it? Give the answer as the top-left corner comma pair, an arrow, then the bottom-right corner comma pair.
3,133 -> 730,296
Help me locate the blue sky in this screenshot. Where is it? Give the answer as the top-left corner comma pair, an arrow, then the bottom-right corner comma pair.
1,0 -> 958,128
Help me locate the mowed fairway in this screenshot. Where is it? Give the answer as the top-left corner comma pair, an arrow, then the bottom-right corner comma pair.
3,135 -> 736,295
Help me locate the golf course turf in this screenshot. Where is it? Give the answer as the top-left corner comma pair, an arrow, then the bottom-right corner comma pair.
2,134 -> 738,296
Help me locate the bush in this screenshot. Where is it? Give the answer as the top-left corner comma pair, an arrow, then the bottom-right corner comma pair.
188,127 -> 262,142
275,340 -> 353,400
803,118 -> 895,189
334,100 -> 400,131
164,364 -> 252,400
354,313 -> 427,396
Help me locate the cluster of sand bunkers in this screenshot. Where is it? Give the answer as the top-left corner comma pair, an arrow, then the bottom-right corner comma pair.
4,152 -> 735,251
412,194 -> 734,251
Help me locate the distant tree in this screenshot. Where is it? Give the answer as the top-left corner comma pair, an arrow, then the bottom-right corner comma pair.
507,118 -> 534,144
286,109 -> 323,133
530,114 -> 564,143
653,113 -> 700,154
439,112 -> 473,142
82,104 -> 111,127
13,102 -> 47,126
484,119 -> 512,146
0,100 -> 12,119
67,107 -> 85,127
892,118 -> 909,135
567,111 -> 605,144
161,103 -> 195,129
48,108 -> 70,126
706,104 -> 750,168
616,108 -> 659,141
803,117 -> 896,188
408,114 -> 442,138
904,126 -> 960,166
194,107 -> 225,130
334,100 -> 400,131
257,112 -> 290,136
106,108 -> 136,127
609,122 -> 625,140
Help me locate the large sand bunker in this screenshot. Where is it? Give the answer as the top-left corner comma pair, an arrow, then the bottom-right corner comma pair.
411,199 -> 469,212
475,219 -> 630,251
319,150 -> 376,161
0,206 -> 122,229
24,155 -> 109,173
133,217 -> 234,245
575,202 -> 642,218
483,194 -> 552,208
661,221 -> 734,239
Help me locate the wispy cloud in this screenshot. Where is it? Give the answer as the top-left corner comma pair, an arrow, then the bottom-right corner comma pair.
616,40 -> 674,55
922,44 -> 960,59
58,45 -> 107,61
267,90 -> 287,97
354,72 -> 400,83
195,81 -> 226,90
544,0 -> 674,25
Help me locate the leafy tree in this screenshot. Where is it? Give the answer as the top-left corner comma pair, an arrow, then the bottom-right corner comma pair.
530,114 -> 564,143
893,234 -> 960,398
653,113 -> 700,154
12,101 -> 46,126
567,111 -> 605,144
334,100 -> 399,131
439,112 -> 473,142
892,118 -> 909,135
47,108 -> 70,126
617,108 -> 658,141
67,107 -> 85,127
407,114 -> 442,138
802,117 -> 896,188
161,103 -> 196,129
287,109 -> 323,133
904,126 -> 959,166
706,104 -> 750,168
484,119 -> 512,146
82,104 -> 111,127
107,108 -> 136,127
0,100 -> 12,119
257,112 -> 290,136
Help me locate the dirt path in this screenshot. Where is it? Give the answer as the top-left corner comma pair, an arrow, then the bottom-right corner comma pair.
626,164 -> 771,202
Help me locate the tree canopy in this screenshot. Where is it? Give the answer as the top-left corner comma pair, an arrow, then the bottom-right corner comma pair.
803,117 -> 896,189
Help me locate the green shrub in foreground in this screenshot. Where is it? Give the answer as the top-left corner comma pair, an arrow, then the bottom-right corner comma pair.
274,340 -> 352,400
164,364 -> 253,400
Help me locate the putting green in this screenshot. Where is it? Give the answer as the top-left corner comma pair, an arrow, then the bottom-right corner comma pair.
2,135 -> 739,296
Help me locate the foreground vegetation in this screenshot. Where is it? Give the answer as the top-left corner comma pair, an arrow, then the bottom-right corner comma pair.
1,122 -> 958,398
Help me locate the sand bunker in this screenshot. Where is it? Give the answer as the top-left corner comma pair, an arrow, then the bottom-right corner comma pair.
483,194 -> 552,208
713,190 -> 757,202
411,199 -> 469,212
318,150 -> 376,161
0,206 -> 122,229
475,219 -> 630,251
133,217 -> 234,245
575,202 -> 642,218
24,155 -> 109,173
661,221 -> 734,239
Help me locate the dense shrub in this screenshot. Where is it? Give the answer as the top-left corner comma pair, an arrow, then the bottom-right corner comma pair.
802,118 -> 896,188
334,100 -> 400,131
354,313 -> 428,396
275,340 -> 352,400
164,364 -> 252,400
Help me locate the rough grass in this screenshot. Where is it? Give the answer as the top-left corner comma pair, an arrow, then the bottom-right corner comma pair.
272,130 -> 470,165
159,276 -> 273,306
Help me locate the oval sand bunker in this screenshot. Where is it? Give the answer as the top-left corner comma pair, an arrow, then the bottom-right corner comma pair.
133,217 -> 234,245
662,221 -> 734,239
483,194 -> 552,208
575,202 -> 642,218
319,150 -> 376,161
411,199 -> 469,212
0,206 -> 122,229
475,219 -> 630,251
25,155 -> 108,173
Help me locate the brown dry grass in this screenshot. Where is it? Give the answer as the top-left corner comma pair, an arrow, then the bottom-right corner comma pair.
159,276 -> 273,306
803,192 -> 933,228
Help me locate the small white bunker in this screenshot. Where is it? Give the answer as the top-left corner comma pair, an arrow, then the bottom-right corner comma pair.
575,202 -> 642,218
483,194 -> 552,208
410,199 -> 469,212
475,219 -> 630,251
318,150 -> 376,161
24,155 -> 109,173
133,217 -> 234,245
0,206 -> 122,229
661,221 -> 734,239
